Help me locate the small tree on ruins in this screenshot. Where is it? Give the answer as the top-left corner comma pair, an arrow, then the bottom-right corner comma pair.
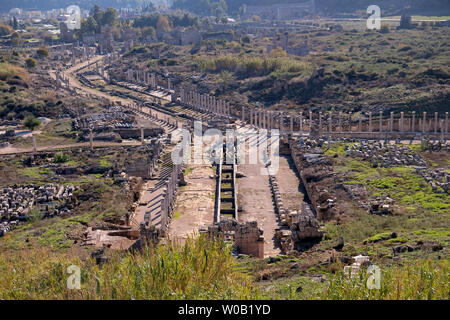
23,115 -> 41,131
25,58 -> 37,68
36,47 -> 49,59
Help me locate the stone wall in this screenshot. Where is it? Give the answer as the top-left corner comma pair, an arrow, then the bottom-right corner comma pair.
206,219 -> 264,258
234,221 -> 264,258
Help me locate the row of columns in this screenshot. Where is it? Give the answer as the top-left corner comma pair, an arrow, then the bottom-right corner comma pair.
126,69 -> 158,89
241,107 -> 449,135
178,87 -> 231,117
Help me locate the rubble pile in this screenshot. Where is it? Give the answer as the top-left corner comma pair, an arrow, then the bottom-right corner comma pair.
203,219 -> 264,258
296,137 -> 331,168
345,142 -> 426,167
73,106 -> 135,131
415,167 -> 450,193
290,137 -> 337,221
368,196 -> 395,215
269,174 -> 322,253
0,185 -> 78,237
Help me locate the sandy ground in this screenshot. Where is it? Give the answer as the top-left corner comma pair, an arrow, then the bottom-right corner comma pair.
0,140 -> 141,155
168,165 -> 215,242
168,136 -> 216,242
237,128 -> 282,257
275,155 -> 306,212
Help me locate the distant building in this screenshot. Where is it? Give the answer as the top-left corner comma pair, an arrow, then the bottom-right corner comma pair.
202,31 -> 233,42
59,22 -> 74,42
243,0 -> 315,21
398,14 -> 416,29
82,33 -> 97,46
179,29 -> 201,46
266,33 -> 310,56
9,8 -> 22,16
24,11 -> 42,19
99,25 -> 114,53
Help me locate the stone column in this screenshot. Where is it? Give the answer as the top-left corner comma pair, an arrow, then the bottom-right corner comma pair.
319,112 -> 322,134
369,112 -> 373,132
263,111 -> 267,129
140,126 -> 144,145
423,112 -> 427,133
359,115 -> 362,132
270,112 -> 274,131
299,114 -> 303,132
309,111 -> 313,134
412,111 -> 416,132
242,105 -> 245,121
434,112 -> 438,133
279,113 -> 283,133
400,112 -> 404,132
89,129 -> 93,150
328,111 -> 332,134
32,134 -> 37,154
390,112 -> 394,132
379,111 -> 383,133
338,112 -> 342,133
259,110 -> 263,128
290,116 -> 294,133
446,112 -> 449,133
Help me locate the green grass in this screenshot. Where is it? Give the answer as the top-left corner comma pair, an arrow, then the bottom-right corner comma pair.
364,232 -> 395,244
323,260 -> 449,300
99,158 -> 112,168
0,236 -> 257,300
328,143 -> 450,215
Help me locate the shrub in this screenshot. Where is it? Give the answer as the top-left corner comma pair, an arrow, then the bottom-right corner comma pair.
54,153 -> 70,163
0,24 -> 13,37
36,47 -> 49,59
0,236 -> 257,299
25,58 -> 37,68
23,115 -> 41,131
380,25 -> 390,34
322,260 -> 449,300
198,56 -> 309,78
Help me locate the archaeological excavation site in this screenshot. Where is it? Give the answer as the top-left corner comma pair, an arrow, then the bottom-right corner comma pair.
0,0 -> 448,305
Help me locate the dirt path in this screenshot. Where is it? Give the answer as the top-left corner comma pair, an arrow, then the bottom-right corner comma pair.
52,55 -> 183,131
275,155 -> 306,212
0,141 -> 141,155
168,165 -> 215,241
168,137 -> 216,241
237,128 -> 282,257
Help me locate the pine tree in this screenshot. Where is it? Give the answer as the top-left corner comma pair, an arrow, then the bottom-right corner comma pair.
13,16 -> 18,30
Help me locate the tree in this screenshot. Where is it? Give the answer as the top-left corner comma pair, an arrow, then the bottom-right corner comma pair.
92,5 -> 103,25
36,47 -> 49,59
23,115 -> 41,131
25,58 -> 37,68
101,8 -> 118,27
269,47 -> 287,58
241,35 -> 251,44
10,32 -> 22,46
54,153 -> 69,163
380,25 -> 390,34
0,24 -> 13,36
156,15 -> 171,32
81,16 -> 99,34
141,26 -> 156,39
